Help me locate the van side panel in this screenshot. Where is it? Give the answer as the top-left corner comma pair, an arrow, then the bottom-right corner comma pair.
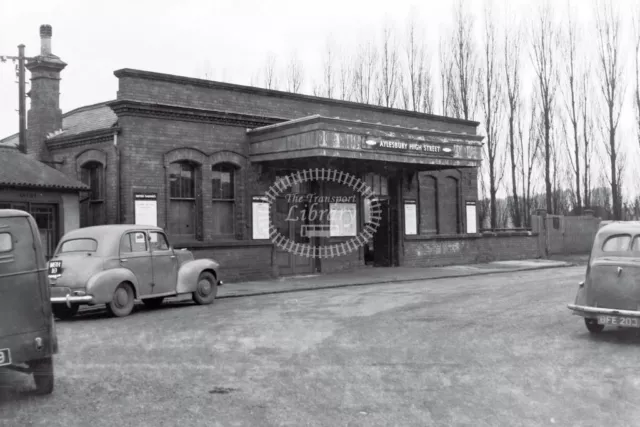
0,216 -> 47,337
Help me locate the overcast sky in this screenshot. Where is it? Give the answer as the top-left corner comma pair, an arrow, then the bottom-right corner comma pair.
1,0 -> 638,195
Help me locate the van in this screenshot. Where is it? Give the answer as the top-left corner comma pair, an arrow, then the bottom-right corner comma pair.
0,209 -> 57,395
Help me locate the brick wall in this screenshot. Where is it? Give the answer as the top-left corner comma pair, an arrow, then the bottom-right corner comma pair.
185,242 -> 275,282
403,231 -> 540,267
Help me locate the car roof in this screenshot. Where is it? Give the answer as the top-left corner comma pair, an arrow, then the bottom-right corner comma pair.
0,209 -> 32,218
598,221 -> 640,235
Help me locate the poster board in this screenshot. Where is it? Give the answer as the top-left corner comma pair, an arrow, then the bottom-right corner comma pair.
404,200 -> 418,235
252,196 -> 270,239
466,201 -> 477,234
329,203 -> 357,237
134,193 -> 157,227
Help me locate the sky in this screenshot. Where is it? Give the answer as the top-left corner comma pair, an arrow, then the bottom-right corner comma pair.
0,0 -> 638,196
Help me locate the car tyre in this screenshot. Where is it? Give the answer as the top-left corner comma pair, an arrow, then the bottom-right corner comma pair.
52,303 -> 79,320
30,356 -> 54,395
142,297 -> 164,309
585,318 -> 605,334
192,271 -> 217,305
106,282 -> 135,317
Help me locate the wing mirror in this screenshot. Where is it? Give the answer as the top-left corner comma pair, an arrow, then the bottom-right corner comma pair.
579,281 -> 585,288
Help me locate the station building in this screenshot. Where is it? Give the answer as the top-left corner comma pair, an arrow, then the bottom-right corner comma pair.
1,25 -> 539,281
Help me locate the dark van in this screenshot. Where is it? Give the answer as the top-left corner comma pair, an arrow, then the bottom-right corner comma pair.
0,209 -> 57,394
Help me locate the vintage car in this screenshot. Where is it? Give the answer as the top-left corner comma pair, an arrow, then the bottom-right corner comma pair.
0,209 -> 57,394
567,221 -> 640,333
48,225 -> 222,319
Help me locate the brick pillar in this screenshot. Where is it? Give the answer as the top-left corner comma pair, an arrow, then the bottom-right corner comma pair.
25,25 -> 67,162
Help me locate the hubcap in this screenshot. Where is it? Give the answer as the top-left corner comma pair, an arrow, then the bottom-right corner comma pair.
199,279 -> 212,295
115,288 -> 129,307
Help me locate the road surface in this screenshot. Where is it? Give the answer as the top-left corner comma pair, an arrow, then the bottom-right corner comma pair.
2,265 -> 639,427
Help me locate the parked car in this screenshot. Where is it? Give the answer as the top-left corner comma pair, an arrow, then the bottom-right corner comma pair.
567,221 -> 640,333
0,209 -> 57,394
48,225 -> 222,319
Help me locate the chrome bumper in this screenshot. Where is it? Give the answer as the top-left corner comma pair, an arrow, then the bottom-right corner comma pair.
51,294 -> 94,308
567,304 -> 640,318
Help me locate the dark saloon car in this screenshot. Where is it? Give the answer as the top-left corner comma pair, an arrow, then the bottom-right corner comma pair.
568,221 -> 640,333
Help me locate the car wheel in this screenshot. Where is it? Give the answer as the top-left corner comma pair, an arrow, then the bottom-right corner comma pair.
142,297 -> 164,309
585,318 -> 605,334
30,356 -> 54,395
52,303 -> 79,320
192,271 -> 217,305
106,282 -> 135,317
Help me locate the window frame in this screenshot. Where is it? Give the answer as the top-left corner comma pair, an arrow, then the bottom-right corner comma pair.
149,231 -> 171,252
169,161 -> 197,201
0,232 -> 13,253
602,234 -> 632,253
120,231 -> 149,255
211,163 -> 237,237
59,238 -> 98,254
80,161 -> 106,227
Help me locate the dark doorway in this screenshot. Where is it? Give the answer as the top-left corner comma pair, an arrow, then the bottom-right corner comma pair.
372,199 -> 392,267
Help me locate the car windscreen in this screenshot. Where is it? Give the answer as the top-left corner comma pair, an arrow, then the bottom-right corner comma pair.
602,234 -> 632,252
59,238 -> 98,253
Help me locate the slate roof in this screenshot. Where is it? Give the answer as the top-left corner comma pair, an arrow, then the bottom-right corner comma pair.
0,146 -> 89,191
0,100 -> 117,147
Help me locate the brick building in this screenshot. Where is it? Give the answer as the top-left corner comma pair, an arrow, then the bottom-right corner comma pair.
2,25 -> 540,281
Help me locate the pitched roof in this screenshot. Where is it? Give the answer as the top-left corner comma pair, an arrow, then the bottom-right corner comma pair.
0,146 -> 89,191
0,100 -> 117,147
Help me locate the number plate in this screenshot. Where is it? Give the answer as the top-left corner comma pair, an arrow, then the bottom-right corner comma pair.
48,260 -> 63,277
597,315 -> 640,328
0,348 -> 11,367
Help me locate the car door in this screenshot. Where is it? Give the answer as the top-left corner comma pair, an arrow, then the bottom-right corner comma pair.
148,231 -> 178,295
119,231 -> 153,297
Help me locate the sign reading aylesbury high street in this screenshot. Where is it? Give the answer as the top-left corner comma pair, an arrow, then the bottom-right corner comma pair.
362,137 -> 455,156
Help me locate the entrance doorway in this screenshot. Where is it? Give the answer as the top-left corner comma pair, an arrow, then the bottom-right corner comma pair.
272,177 -> 315,276
362,172 -> 399,267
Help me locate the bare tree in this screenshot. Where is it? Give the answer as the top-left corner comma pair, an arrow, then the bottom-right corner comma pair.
403,13 -> 435,113
504,7 -> 523,227
530,0 -> 559,214
479,2 -> 505,229
337,55 -> 353,101
438,36 -> 455,116
263,53 -> 279,90
560,0 -> 583,214
522,90 -> 544,226
313,39 -> 336,98
448,0 -> 478,120
580,67 -> 595,208
378,24 -> 401,108
352,41 -> 379,105
285,53 -> 304,94
594,0 -> 625,220
634,5 -> 640,148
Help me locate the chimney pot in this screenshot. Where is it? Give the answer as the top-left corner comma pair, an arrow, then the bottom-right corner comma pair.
40,25 -> 52,55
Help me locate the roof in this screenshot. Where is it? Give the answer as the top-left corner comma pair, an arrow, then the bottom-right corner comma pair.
0,209 -> 32,218
598,221 -> 640,234
0,101 -> 117,147
60,225 -> 164,256
0,146 -> 89,191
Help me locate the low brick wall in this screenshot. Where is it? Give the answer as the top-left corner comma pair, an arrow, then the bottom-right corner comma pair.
403,231 -> 540,267
175,240 -> 275,283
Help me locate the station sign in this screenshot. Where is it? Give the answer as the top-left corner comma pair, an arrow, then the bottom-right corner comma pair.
361,137 -> 455,157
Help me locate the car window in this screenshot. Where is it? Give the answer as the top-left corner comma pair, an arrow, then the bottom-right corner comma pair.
0,233 -> 12,253
59,238 -> 98,253
149,232 -> 170,251
121,232 -> 148,253
602,234 -> 631,252
632,236 -> 640,251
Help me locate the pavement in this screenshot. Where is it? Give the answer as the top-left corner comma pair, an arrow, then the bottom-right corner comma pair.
4,264 -> 638,427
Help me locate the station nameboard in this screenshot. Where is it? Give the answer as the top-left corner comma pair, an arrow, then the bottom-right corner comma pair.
361,137 -> 455,157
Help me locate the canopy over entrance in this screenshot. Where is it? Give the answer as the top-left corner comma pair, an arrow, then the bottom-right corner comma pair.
247,115 -> 483,170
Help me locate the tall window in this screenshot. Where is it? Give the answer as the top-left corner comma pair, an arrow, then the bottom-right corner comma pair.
211,163 -> 235,236
421,175 -> 438,235
80,162 -> 105,227
169,161 -> 197,239
441,176 -> 460,234
364,173 -> 388,197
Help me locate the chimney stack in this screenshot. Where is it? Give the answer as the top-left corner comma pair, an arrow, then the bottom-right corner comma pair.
26,24 -> 67,162
40,24 -> 53,56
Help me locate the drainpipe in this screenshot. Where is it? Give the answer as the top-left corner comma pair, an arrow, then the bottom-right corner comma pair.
114,132 -> 121,223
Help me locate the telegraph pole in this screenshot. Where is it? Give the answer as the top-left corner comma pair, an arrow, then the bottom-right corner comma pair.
1,44 -> 33,154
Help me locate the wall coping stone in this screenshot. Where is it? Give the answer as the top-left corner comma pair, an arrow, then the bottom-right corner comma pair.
173,240 -> 274,249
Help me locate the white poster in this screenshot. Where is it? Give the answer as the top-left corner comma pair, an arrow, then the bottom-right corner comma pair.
329,203 -> 357,237
252,196 -> 270,239
134,194 -> 157,227
404,201 -> 417,235
466,202 -> 477,234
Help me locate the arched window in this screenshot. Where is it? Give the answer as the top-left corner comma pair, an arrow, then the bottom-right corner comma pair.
442,176 -> 460,234
421,175 -> 438,235
168,161 -> 197,239
80,161 -> 105,227
211,163 -> 236,236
